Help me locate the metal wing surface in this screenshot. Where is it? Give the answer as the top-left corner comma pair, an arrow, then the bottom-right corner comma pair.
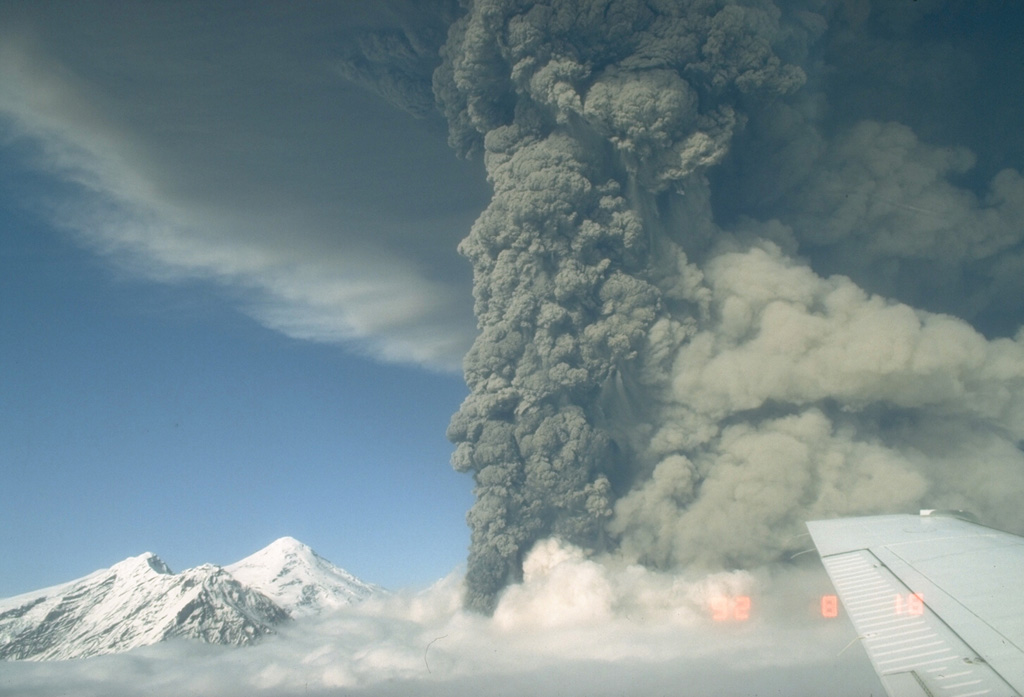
807,513 -> 1024,697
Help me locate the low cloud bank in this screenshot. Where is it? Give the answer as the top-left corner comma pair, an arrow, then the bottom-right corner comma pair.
0,542 -> 881,697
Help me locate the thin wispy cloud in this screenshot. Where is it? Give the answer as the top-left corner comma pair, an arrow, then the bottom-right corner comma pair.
0,13 -> 484,370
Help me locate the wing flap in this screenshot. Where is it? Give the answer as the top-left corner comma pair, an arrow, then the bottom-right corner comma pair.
808,514 -> 1024,697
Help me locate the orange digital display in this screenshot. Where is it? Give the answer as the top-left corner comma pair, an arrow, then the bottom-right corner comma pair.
710,595 -> 751,621
821,594 -> 838,618
895,593 -> 924,616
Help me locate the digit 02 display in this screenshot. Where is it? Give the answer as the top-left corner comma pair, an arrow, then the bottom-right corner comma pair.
710,595 -> 751,621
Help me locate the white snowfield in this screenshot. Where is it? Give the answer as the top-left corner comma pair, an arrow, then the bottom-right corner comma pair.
0,538 -> 379,661
226,536 -> 381,617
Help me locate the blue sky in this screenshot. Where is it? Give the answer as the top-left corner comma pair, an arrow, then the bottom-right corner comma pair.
0,188 -> 477,595
0,1 -> 488,596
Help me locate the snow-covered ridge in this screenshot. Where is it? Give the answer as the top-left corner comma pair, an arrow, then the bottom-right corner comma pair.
0,539 -> 379,661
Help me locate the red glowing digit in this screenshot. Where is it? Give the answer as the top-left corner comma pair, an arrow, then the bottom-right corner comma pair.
821,594 -> 838,618
734,595 -> 751,621
710,596 -> 750,621
895,593 -> 925,615
711,597 -> 729,621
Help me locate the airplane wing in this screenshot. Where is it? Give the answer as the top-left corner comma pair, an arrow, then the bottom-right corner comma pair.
807,512 -> 1024,697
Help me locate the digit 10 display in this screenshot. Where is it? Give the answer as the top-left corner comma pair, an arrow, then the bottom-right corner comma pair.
895,592 -> 924,616
710,595 -> 751,621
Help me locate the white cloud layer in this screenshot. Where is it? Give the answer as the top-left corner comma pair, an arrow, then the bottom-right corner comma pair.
0,543 -> 882,697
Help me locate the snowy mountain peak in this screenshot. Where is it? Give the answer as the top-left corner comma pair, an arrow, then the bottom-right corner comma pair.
0,559 -> 285,661
267,535 -> 306,550
110,552 -> 173,577
227,539 -> 381,617
0,538 -> 380,661
258,536 -> 317,563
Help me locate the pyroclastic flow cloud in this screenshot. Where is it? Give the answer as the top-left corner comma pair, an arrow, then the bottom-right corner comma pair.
426,0 -> 1024,614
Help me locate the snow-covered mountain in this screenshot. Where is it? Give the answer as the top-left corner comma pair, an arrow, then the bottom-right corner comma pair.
0,539 -> 378,661
226,536 -> 380,617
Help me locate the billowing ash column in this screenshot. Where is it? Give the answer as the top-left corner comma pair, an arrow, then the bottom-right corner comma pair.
436,0 -> 807,614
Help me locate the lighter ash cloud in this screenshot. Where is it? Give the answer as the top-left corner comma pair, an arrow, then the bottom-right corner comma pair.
609,241 -> 1024,569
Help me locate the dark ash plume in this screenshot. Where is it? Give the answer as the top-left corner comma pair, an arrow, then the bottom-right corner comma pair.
437,0 -> 811,613
432,0 -> 1024,616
